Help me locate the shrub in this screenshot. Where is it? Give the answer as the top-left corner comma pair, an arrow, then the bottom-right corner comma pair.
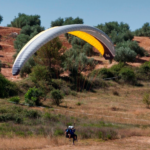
24,109 -> 41,118
19,57 -> 36,77
139,61 -> 150,74
0,60 -> 1,72
113,91 -> 119,96
14,114 -> 23,124
87,77 -> 107,89
119,67 -> 136,84
136,62 -> 150,81
9,96 -> 20,104
50,89 -> 64,106
30,65 -> 51,83
71,91 -> 77,96
43,112 -> 58,122
143,93 -> 150,108
115,47 -> 137,63
24,87 -> 43,106
116,41 -> 145,57
76,102 -> 81,106
89,68 -> 114,79
110,62 -> 125,76
60,86 -> 71,95
54,128 -> 64,136
0,74 -> 18,98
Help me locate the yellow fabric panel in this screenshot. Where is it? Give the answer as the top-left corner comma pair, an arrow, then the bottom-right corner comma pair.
68,31 -> 104,55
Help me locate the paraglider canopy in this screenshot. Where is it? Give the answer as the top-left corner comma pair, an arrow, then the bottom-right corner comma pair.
12,24 -> 115,76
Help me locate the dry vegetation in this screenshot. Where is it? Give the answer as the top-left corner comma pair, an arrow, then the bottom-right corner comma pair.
1,27 -> 150,149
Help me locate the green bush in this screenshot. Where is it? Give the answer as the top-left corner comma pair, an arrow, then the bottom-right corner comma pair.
0,74 -> 18,98
110,62 -> 125,76
24,87 -> 43,106
43,112 -> 58,122
136,62 -> 150,80
115,47 -> 137,62
24,109 -> 41,118
88,78 -> 107,89
30,65 -> 51,83
139,61 -> 150,74
9,96 -> 20,104
76,102 -> 81,106
0,60 -> 1,72
54,128 -> 64,136
71,91 -> 77,96
116,41 -> 145,57
119,67 -> 136,84
19,57 -> 36,77
143,93 -> 150,108
89,68 -> 114,79
50,89 -> 63,106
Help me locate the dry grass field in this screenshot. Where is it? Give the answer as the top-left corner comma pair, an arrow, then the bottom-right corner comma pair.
0,81 -> 150,149
44,81 -> 150,126
1,27 -> 150,149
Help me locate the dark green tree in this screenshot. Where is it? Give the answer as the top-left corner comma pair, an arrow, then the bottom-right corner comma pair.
20,25 -> 44,36
34,37 -> 62,69
14,34 -> 30,57
134,22 -> 150,37
50,89 -> 63,106
51,17 -> 64,27
8,13 -> 41,28
12,14 -> 44,77
51,17 -> 83,27
96,22 -> 133,44
0,15 -> 3,24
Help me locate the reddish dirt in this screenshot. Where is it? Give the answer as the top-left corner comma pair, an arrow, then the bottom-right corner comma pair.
0,26 -> 21,81
0,26 -> 150,81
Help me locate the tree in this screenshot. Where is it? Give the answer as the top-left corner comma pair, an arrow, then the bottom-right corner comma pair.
96,22 -> 133,44
0,74 -> 18,98
14,34 -> 30,57
20,25 -> 44,37
114,47 -> 137,62
51,17 -> 64,27
134,23 -> 150,37
34,37 -> 62,69
8,13 -> 41,28
0,15 -> 3,24
51,17 -> 83,27
19,57 -> 36,77
12,14 -> 44,77
62,46 -> 95,78
50,89 -> 63,106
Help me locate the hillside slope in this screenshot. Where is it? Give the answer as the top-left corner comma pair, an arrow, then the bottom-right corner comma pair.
0,26 -> 21,80
0,26 -> 150,81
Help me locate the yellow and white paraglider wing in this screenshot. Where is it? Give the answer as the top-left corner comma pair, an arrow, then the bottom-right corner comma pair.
12,24 -> 115,75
